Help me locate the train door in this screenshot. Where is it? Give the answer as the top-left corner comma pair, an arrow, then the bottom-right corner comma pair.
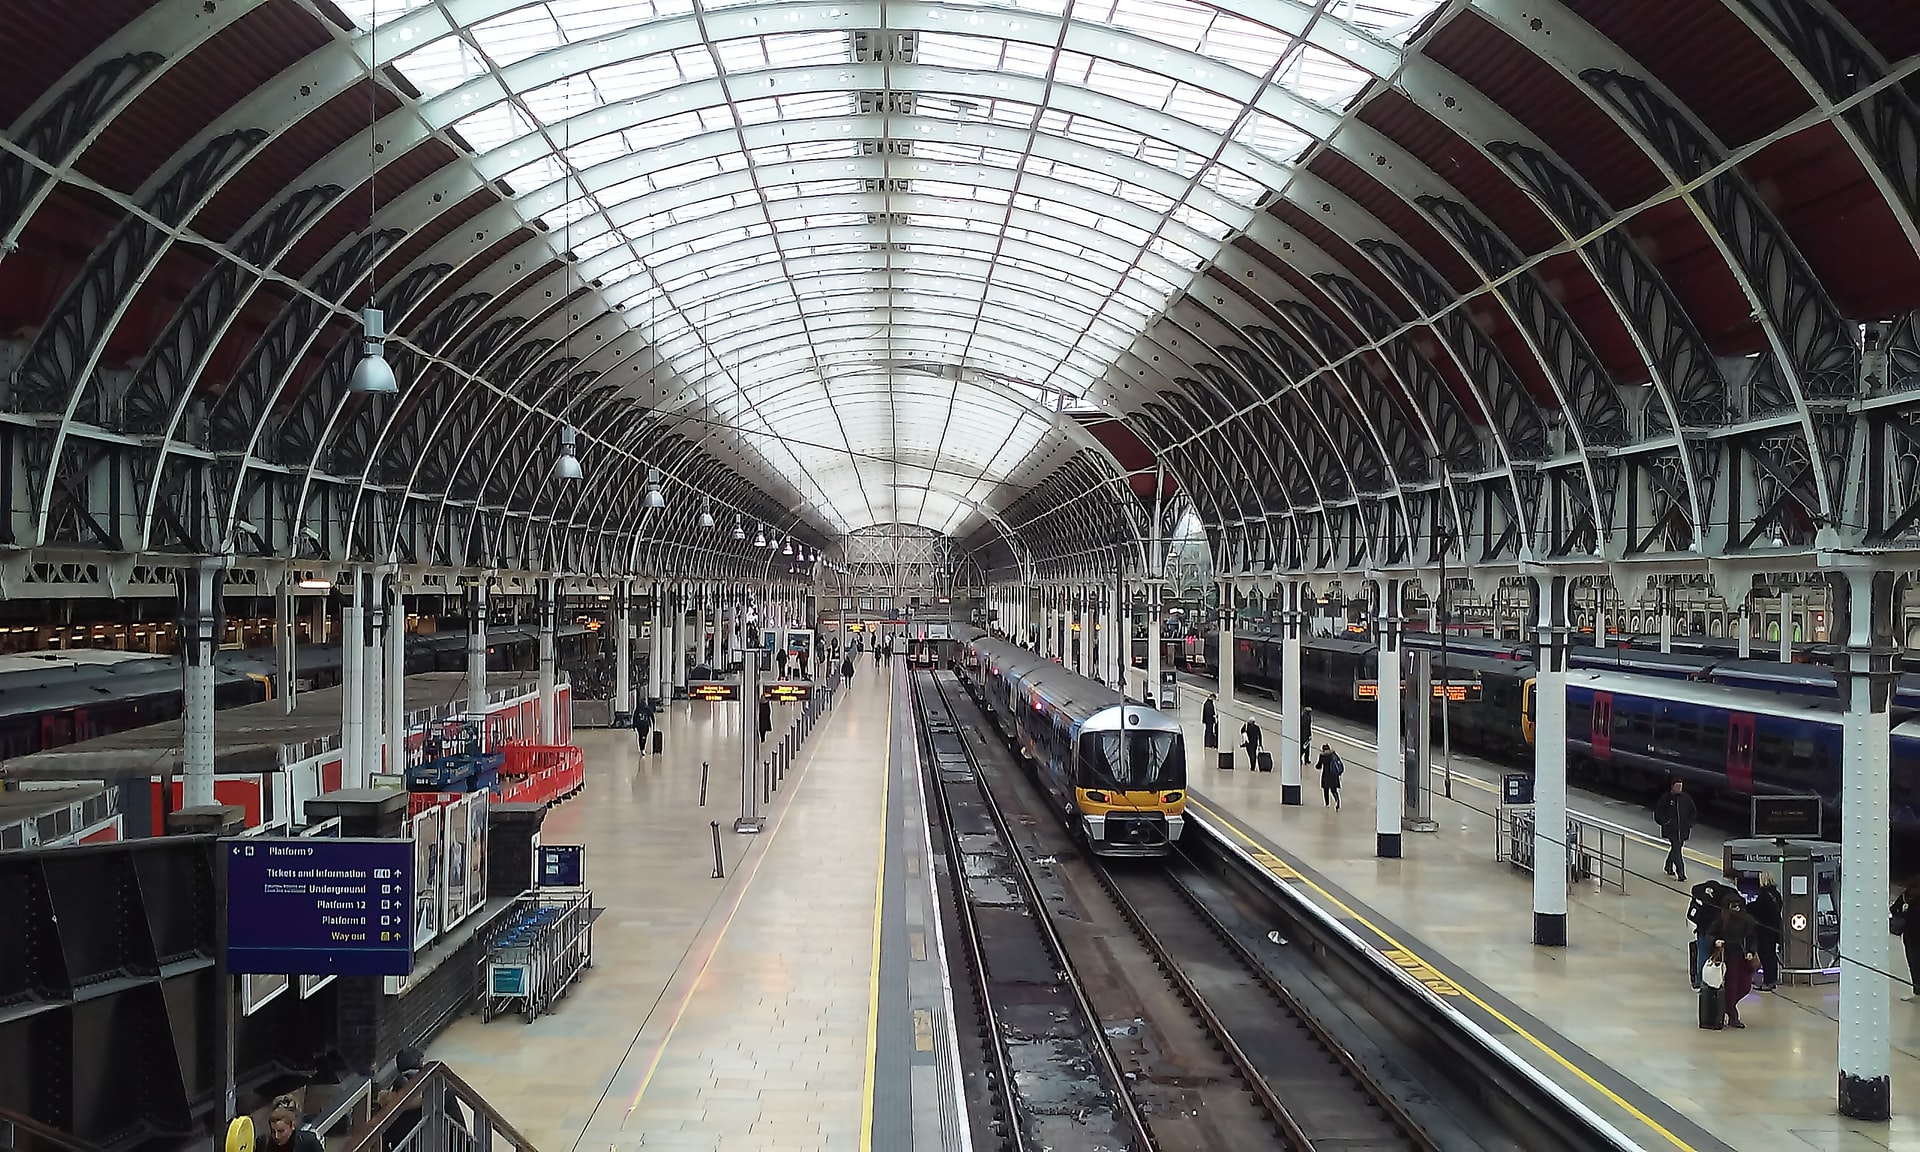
1726,712 -> 1756,793
1590,692 -> 1612,759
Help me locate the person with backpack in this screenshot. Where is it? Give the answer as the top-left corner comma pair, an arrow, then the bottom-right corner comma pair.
1315,743 -> 1343,808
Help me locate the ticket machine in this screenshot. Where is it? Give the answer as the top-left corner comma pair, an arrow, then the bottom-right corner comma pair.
1722,837 -> 1841,983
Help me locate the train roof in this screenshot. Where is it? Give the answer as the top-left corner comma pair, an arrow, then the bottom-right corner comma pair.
966,635 -> 1155,724
1568,668 -> 1846,718
0,670 -> 551,782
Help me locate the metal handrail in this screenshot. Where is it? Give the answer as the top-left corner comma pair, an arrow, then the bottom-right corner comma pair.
342,1062 -> 538,1152
0,1108 -> 103,1152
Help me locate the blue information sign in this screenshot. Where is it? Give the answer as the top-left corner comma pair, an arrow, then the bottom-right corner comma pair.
225,838 -> 414,976
538,844 -> 585,888
1502,774 -> 1535,806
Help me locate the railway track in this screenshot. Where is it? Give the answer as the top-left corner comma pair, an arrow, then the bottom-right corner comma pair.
916,669 -> 1454,1151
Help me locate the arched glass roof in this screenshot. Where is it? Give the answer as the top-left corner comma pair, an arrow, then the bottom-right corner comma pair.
338,0 -> 1443,534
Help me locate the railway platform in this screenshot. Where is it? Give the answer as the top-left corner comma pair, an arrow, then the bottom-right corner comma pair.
424,663 -> 967,1152
1179,686 -> 1920,1152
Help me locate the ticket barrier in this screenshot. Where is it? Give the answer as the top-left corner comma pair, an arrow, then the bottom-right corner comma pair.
1722,837 -> 1840,984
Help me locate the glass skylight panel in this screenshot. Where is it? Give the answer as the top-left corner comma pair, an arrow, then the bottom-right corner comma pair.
1200,163 -> 1264,206
395,33 -> 490,98
470,8 -> 563,68
1104,0 -> 1212,51
999,39 -> 1057,78
335,0 -> 427,30
1172,203 -> 1231,240
713,36 -> 770,74
1279,44 -> 1372,108
588,55 -> 687,102
915,32 -> 1005,71
1164,82 -> 1241,133
1195,12 -> 1301,75
1083,57 -> 1178,110
1235,110 -> 1310,164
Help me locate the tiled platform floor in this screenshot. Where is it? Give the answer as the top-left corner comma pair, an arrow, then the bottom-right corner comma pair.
1188,685 -> 1920,1152
428,672 -> 899,1152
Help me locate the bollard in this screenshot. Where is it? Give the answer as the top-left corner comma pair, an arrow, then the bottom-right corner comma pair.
699,761 -> 709,806
710,821 -> 725,879
762,758 -> 771,807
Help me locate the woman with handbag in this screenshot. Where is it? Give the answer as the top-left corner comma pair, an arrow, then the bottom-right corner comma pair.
1892,880 -> 1920,1000
1698,942 -> 1727,1030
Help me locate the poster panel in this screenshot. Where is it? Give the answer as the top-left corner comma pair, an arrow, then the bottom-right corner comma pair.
467,793 -> 490,916
443,797 -> 470,930
411,806 -> 442,949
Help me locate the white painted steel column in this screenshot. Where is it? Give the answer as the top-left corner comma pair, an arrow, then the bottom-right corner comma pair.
648,581 -> 663,703
467,581 -> 488,718
1146,583 -> 1163,706
538,580 -> 558,745
385,575 -> 405,781
614,580 -> 632,723
1077,589 -> 1091,677
1280,579 -> 1304,806
1532,574 -> 1571,947
340,573 -> 364,788
1738,599 -> 1753,658
1218,586 -> 1236,709
672,582 -> 689,693
1836,565 -> 1895,1120
362,570 -> 384,778
1780,590 -> 1795,661
181,562 -> 221,808
1374,578 -> 1403,858
1659,585 -> 1674,653
277,571 -> 298,715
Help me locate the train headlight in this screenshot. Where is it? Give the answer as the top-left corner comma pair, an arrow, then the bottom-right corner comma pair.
1162,791 -> 1183,803
1085,790 -> 1109,804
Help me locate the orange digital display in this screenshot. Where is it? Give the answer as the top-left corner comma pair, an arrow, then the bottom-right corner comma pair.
688,682 -> 740,701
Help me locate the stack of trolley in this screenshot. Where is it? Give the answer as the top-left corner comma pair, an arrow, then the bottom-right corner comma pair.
482,888 -> 593,1023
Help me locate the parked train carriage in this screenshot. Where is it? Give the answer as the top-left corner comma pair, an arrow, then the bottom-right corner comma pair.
963,636 -> 1188,857
1563,669 -> 1920,834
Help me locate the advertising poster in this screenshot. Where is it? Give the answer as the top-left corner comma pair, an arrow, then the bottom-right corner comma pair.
443,797 -> 470,930
411,806 -> 442,949
467,793 -> 490,916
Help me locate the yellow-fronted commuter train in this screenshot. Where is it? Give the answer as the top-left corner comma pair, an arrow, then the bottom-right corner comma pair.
959,634 -> 1188,857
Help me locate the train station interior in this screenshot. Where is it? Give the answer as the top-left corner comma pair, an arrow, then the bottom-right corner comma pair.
3,2 -> 1920,1151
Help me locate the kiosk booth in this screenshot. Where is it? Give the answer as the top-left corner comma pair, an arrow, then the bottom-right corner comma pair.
1723,795 -> 1839,984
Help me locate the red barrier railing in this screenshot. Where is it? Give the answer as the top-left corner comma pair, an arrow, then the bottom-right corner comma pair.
498,743 -> 585,806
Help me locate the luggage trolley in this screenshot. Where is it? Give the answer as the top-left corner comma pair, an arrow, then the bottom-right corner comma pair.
483,888 -> 593,1023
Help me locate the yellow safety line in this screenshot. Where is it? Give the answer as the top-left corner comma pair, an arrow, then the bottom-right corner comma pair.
622,693 -> 844,1119
1193,798 -> 1698,1152
858,669 -> 895,1151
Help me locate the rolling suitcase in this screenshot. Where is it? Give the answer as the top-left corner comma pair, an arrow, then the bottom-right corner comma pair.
1697,981 -> 1725,1029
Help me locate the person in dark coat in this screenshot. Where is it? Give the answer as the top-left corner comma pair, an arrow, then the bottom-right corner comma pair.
1315,743 -> 1343,808
1752,873 -> 1784,990
1201,694 -> 1218,748
1893,880 -> 1920,1000
634,697 -> 655,750
1715,894 -> 1760,1028
1240,717 -> 1262,771
841,655 -> 856,681
1300,707 -> 1313,766
1653,779 -> 1697,882
1688,879 -> 1729,989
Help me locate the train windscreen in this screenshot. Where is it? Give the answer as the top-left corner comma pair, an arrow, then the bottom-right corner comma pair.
1078,729 -> 1186,790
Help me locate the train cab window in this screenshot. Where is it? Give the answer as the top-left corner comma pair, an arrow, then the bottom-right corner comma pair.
1078,730 -> 1186,790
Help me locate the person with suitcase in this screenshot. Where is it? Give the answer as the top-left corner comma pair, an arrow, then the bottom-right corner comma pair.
1687,879 -> 1729,989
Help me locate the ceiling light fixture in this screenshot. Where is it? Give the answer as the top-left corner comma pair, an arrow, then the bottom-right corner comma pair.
643,467 -> 666,509
553,424 -> 583,481
732,515 -> 746,542
349,307 -> 398,395
782,538 -> 793,556
754,524 -> 767,549
698,498 -> 714,530
349,12 -> 396,397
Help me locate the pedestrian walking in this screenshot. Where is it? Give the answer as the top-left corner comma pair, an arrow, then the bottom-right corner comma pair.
1687,879 -> 1730,989
1715,893 -> 1760,1028
1202,694 -> 1218,748
634,698 -> 655,751
1300,707 -> 1313,767
1239,717 -> 1261,772
842,655 -> 856,682
1315,743 -> 1343,808
1654,778 -> 1697,882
